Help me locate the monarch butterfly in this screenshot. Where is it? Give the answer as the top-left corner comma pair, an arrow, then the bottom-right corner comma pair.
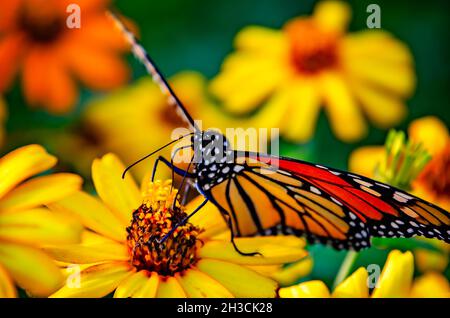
108,12 -> 450,253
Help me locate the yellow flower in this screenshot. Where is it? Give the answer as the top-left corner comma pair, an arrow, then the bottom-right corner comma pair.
0,145 -> 83,297
47,153 -> 308,298
410,272 -> 450,298
0,97 -> 6,147
55,71 -> 247,180
210,0 -> 415,143
280,250 -> 449,298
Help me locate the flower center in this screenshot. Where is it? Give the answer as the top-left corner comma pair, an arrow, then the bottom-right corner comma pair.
126,181 -> 202,276
418,143 -> 450,199
285,19 -> 338,74
18,3 -> 64,43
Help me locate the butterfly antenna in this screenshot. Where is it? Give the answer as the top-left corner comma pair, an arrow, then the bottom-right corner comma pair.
122,132 -> 194,178
107,10 -> 199,132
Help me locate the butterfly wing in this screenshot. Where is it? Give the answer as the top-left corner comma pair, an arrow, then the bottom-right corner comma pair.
203,152 -> 450,250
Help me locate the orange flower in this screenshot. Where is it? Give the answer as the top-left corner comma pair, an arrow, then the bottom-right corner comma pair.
349,116 -> 450,210
0,0 -> 131,113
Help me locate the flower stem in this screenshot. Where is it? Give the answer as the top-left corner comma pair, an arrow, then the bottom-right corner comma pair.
333,250 -> 358,289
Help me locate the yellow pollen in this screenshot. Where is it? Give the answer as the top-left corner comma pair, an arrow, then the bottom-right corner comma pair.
126,180 -> 203,276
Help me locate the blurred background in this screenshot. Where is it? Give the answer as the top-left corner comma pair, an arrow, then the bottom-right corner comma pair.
1,0 -> 449,288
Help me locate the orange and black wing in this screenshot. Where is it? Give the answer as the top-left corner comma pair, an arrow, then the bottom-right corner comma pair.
204,153 -> 450,250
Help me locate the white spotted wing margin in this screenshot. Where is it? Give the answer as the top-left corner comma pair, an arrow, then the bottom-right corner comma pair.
201,152 -> 449,250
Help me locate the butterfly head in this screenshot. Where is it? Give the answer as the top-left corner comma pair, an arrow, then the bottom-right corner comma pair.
190,130 -> 232,165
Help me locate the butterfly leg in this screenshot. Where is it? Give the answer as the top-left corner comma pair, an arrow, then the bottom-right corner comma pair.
157,198 -> 209,244
151,155 -> 194,181
224,212 -> 262,257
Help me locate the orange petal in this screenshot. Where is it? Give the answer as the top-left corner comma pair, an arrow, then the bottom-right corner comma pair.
73,15 -> 130,51
0,0 -> 22,31
0,33 -> 24,92
65,45 -> 129,90
44,55 -> 78,113
22,48 -> 49,106
59,0 -> 109,13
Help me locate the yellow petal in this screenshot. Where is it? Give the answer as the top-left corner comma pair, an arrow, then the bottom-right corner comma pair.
44,231 -> 128,264
343,40 -> 415,98
50,262 -> 133,298
372,250 -> 414,298
210,53 -> 286,114
0,173 -> 82,212
408,116 -> 449,155
348,146 -> 384,178
197,259 -> 277,298
279,280 -> 331,298
0,242 -> 63,297
249,88 -> 290,140
332,267 -> 369,298
133,272 -> 160,298
270,257 -> 314,286
0,263 -> 17,298
350,81 -> 407,128
48,191 -> 126,242
92,153 -> 141,225
314,0 -> 351,33
176,268 -> 233,298
410,272 -> 450,298
0,145 -> 57,199
234,26 -> 288,56
199,236 -> 307,265
155,276 -> 187,298
283,79 -> 321,142
0,208 -> 82,246
342,31 -> 413,65
114,270 -> 149,298
320,72 -> 367,142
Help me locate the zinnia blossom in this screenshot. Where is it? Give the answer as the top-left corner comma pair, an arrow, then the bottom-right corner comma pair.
0,145 -> 82,297
210,0 -> 415,142
0,0 -> 131,113
279,250 -> 449,298
46,153 -> 308,298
